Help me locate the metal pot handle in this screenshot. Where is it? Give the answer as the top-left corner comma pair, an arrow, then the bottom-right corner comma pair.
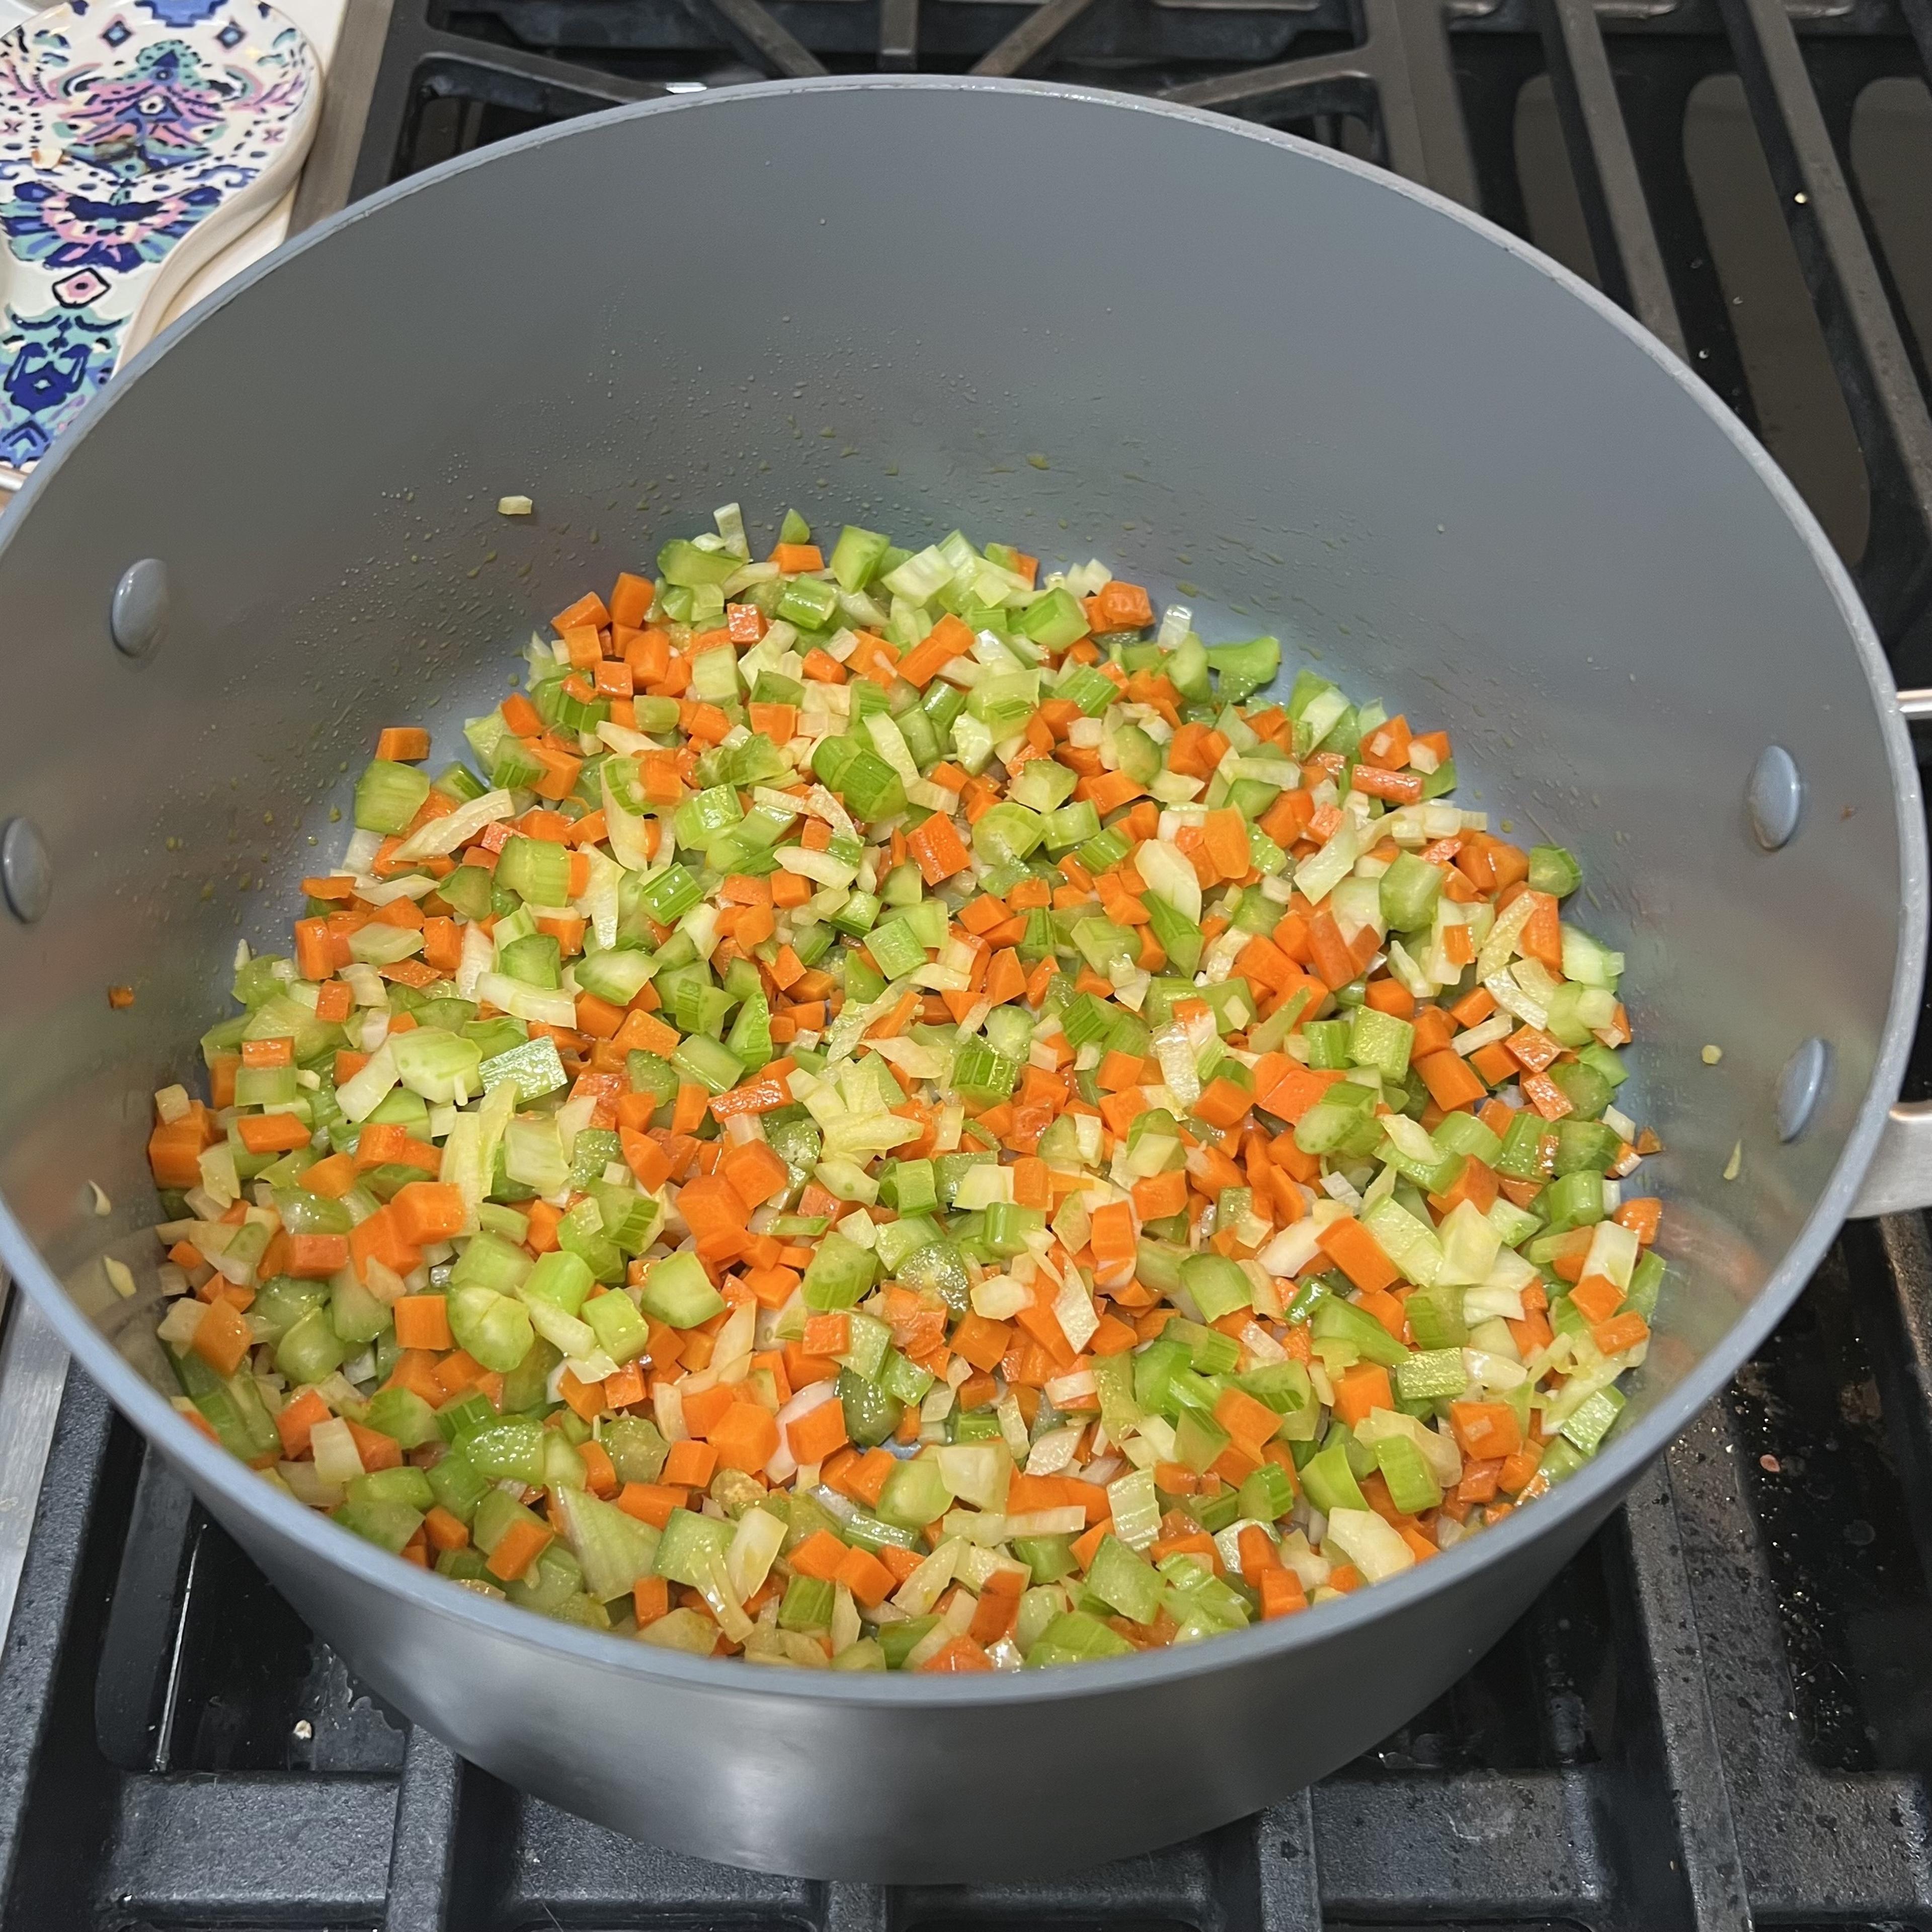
1852,1103 -> 1932,1217
1849,688 -> 1932,1218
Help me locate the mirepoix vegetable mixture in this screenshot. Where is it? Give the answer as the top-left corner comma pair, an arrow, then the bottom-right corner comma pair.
144,502 -> 1665,1672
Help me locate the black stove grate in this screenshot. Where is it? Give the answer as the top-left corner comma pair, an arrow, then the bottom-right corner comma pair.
8,1 -> 1932,1925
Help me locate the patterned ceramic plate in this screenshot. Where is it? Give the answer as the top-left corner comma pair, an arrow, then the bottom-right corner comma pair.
0,0 -> 319,487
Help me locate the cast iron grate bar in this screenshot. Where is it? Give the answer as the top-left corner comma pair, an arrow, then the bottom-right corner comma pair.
1533,0 -> 1687,354
1163,0 -> 1479,205
1715,0 -> 1932,645
690,0 -> 829,75
879,0 -> 919,68
972,0 -> 1104,77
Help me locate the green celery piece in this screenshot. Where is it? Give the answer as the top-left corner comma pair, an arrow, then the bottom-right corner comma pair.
1374,1434 -> 1444,1513
658,538 -> 741,587
1560,1386 -> 1626,1456
1348,1005 -> 1414,1082
604,1415 -> 670,1484
673,1033 -> 745,1094
1311,1295 -> 1412,1367
447,1284 -> 535,1373
1178,1253 -> 1251,1324
354,759 -> 431,834
1379,851 -> 1444,931
1237,1461 -> 1296,1522
480,1035 -> 568,1103
1204,635 -> 1280,702
496,834 -> 571,905
1300,1440 -> 1369,1515
640,1253 -> 727,1328
654,1507 -> 736,1586
1529,845 -> 1583,897
1083,1534 -> 1163,1625
802,1231 -> 879,1311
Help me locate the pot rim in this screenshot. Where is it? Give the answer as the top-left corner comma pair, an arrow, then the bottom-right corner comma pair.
3,71 -> 1922,1709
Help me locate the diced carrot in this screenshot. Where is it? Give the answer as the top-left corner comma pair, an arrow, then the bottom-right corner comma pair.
375,727 -> 431,763
1332,1361 -> 1394,1427
662,1439 -> 718,1488
1315,1218 -> 1401,1296
787,1397 -> 851,1466
392,1294 -> 454,1350
485,1517 -> 554,1582
1450,1401 -> 1523,1460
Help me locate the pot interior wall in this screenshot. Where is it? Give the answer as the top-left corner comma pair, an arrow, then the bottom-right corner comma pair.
0,79 -> 1904,1438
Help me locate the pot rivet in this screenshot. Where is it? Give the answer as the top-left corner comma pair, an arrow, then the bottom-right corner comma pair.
1,817 -> 52,923
1776,1036 -> 1830,1142
110,558 -> 169,660
1747,745 -> 1803,850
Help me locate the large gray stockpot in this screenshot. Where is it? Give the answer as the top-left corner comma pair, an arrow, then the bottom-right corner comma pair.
0,75 -> 1923,1881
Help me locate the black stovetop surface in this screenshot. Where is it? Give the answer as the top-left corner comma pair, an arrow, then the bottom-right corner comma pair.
8,2 -> 1932,1925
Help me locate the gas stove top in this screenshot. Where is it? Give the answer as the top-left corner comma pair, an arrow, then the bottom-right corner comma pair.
6,2 -> 1932,1924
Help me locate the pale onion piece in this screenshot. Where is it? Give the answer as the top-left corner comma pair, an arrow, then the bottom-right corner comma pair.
393,790 -> 514,861
340,828 -> 384,875
954,1164 -> 1015,1211
901,1621 -> 957,1672
1324,1506 -> 1415,1582
893,1537 -> 963,1617
942,1508 -> 1009,1547
1050,1190 -> 1092,1261
1462,1282 -> 1525,1323
830,1583 -> 863,1657
1453,1013 -> 1515,1057
1003,1506 -> 1089,1539
157,1264 -> 191,1299
154,1085 -> 191,1125
183,1186 -> 229,1224
1137,840 -> 1202,924
1025,1423 -> 1085,1475
776,846 -> 859,888
197,1143 -> 240,1209
338,1042 -> 400,1123
363,1257 -> 409,1308
103,1256 -> 138,1300
309,1416 -> 366,1487
727,1505 -> 787,1602
970,1275 -> 1030,1322
1152,1023 -> 1200,1106
279,1460 -> 345,1509
653,1379 -> 688,1443
476,973 -> 579,1029
866,1037 -> 947,1081
598,721 -> 664,758
497,494 -> 533,515
155,1297 -> 206,1349
995,1392 -> 1031,1459
1582,1217 -> 1640,1291
939,1586 -> 978,1637
936,1442 -> 1007,1510
1043,1369 -> 1097,1409
1240,1321 -> 1287,1365
341,962 -> 389,1009
1053,1275 -> 1100,1356
696,1553 -> 756,1644
1463,1346 -> 1528,1390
